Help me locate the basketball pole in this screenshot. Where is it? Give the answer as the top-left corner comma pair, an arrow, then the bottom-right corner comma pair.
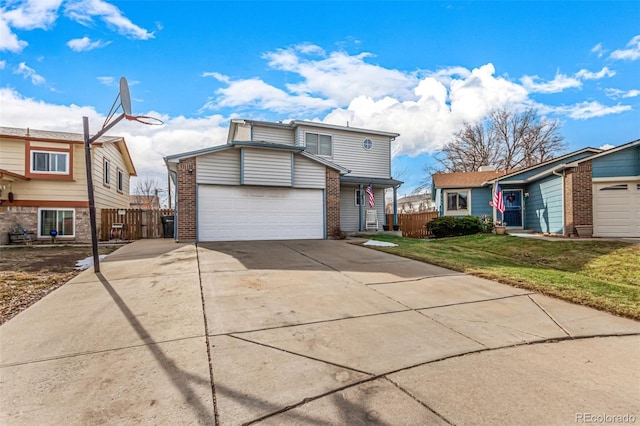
83,113 -> 125,274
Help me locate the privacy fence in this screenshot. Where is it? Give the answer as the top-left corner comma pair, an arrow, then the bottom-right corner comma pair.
101,209 -> 174,241
386,211 -> 439,239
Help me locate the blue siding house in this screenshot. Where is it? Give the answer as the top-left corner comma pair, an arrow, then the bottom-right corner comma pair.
433,139 -> 639,237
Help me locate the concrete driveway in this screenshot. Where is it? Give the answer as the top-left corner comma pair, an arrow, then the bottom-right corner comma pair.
1,239 -> 639,425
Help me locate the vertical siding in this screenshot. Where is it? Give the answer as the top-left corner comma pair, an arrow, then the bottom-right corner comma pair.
252,126 -> 295,145
197,149 -> 240,185
243,149 -> 291,186
296,125 -> 391,178
0,138 -> 26,173
592,146 -> 639,178
525,175 -> 563,233
293,155 -> 326,188
471,187 -> 493,217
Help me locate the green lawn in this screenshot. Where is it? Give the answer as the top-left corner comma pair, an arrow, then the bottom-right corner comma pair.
364,234 -> 640,320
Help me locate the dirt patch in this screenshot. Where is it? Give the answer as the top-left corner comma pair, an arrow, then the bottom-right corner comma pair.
0,245 -> 119,325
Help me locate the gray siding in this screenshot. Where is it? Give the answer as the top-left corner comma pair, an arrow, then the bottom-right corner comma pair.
243,149 -> 291,187
339,185 -> 385,232
525,175 -> 563,233
293,155 -> 326,189
296,125 -> 391,179
197,149 -> 240,185
592,146 -> 639,178
252,126 -> 295,145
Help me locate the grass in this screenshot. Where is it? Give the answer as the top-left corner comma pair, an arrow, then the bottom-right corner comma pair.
365,234 -> 640,320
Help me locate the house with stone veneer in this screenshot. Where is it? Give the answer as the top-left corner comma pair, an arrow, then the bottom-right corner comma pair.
164,119 -> 403,242
0,127 -> 136,244
432,139 -> 639,237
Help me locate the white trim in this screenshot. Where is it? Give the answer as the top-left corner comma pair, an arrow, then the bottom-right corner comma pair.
30,150 -> 69,175
304,131 -> 333,157
444,188 -> 471,216
592,176 -> 640,183
37,208 -> 76,238
117,169 -> 124,192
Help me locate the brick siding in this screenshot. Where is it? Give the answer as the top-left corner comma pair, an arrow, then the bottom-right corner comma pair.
326,168 -> 341,238
176,158 -> 197,241
565,160 -> 593,235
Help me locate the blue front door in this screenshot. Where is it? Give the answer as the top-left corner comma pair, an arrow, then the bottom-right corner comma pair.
502,190 -> 523,227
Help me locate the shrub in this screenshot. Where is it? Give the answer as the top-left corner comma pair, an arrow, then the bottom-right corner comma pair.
426,215 -> 484,238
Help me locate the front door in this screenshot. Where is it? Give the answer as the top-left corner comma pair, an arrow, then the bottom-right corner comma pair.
502,189 -> 523,227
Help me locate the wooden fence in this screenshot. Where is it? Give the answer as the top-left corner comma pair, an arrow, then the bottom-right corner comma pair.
386,211 -> 439,239
101,209 -> 174,241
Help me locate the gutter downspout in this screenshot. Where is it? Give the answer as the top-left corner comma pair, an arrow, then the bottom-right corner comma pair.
552,169 -> 566,236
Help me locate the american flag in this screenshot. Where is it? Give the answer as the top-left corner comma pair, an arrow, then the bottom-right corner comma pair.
493,183 -> 505,214
365,184 -> 375,207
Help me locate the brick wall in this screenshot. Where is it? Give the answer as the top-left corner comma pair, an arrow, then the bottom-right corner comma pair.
326,168 -> 341,238
0,206 -> 91,244
176,158 -> 197,241
565,160 -> 593,235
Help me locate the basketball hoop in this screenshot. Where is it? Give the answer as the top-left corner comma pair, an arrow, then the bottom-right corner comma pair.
125,115 -> 164,125
102,77 -> 163,128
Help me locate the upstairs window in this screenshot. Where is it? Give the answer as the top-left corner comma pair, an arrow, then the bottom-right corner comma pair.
305,132 -> 332,156
104,159 -> 111,185
31,151 -> 68,174
117,169 -> 124,192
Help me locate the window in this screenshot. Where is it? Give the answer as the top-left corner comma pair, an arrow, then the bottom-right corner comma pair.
600,184 -> 628,191
355,189 -> 361,206
31,151 -> 68,173
39,209 -> 74,237
445,190 -> 470,214
363,138 -> 373,150
104,159 -> 111,185
305,132 -> 332,156
117,169 -> 124,192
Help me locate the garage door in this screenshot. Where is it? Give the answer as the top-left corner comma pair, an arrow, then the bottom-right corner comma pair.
593,181 -> 640,237
198,185 -> 324,241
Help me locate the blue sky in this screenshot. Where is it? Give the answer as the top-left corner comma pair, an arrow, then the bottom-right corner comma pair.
1,1 -> 639,195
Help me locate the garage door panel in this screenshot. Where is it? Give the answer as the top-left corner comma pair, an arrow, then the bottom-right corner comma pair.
198,186 -> 324,241
593,181 -> 639,238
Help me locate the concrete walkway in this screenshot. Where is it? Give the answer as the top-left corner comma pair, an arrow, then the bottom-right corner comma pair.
1,239 -> 639,425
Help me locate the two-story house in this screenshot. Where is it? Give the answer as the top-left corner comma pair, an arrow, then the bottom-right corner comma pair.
164,119 -> 403,242
0,127 -> 137,244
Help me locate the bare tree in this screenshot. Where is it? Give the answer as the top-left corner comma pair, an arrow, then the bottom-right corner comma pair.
437,107 -> 565,172
132,177 -> 161,210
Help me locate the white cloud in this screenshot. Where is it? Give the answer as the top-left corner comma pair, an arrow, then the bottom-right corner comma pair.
0,60 -> 6,69
2,0 -> 63,30
263,44 -> 418,104
609,35 -> 640,61
575,67 -> 615,80
64,0 -> 154,40
520,73 -> 582,94
14,62 -> 45,85
201,72 -> 230,83
97,76 -> 115,86
546,101 -> 632,120
203,77 -> 338,114
67,36 -> 110,51
591,42 -> 605,58
605,88 -> 640,99
0,15 -> 28,52
599,144 -> 615,150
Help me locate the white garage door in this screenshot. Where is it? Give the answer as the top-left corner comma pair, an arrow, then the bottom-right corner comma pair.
593,181 -> 640,237
198,185 -> 324,241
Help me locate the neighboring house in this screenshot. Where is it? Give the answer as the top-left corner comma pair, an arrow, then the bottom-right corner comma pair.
386,192 -> 436,214
433,139 -> 640,237
164,119 -> 403,242
130,194 -> 161,210
0,126 -> 137,244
